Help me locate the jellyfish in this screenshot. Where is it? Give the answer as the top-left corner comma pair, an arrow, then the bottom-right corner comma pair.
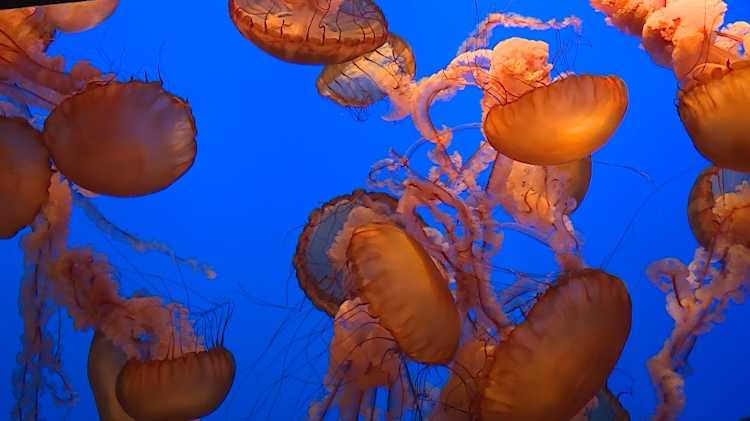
43,81 -> 198,197
0,6 -> 55,53
294,190 -> 399,316
40,0 -> 120,33
316,33 -> 416,108
479,269 -> 632,420
88,331 -> 135,421
687,167 -> 750,250
229,0 -> 388,65
0,117 -> 51,239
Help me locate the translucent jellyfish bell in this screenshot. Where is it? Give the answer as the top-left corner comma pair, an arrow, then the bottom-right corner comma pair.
43,81 -> 197,197
480,269 -> 632,420
484,75 -> 628,165
0,117 -> 51,239
687,166 -> 750,248
88,331 -> 135,421
40,0 -> 120,33
229,0 -> 388,65
346,223 -> 461,364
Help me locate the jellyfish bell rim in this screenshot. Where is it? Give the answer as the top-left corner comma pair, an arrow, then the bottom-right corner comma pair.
483,74 -> 629,166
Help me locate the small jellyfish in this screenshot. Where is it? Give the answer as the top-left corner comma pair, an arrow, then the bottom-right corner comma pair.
480,269 -> 632,420
43,81 -> 197,197
116,346 -> 236,421
88,331 -> 135,421
229,0 -> 388,65
344,223 -> 461,364
0,117 -> 51,239
483,74 -> 628,165
294,190 -> 399,316
687,166 -> 750,248
40,0 -> 119,33
316,33 -> 416,108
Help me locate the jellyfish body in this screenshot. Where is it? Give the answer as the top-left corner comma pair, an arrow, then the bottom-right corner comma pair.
480,269 -> 632,420
346,223 -> 461,364
88,331 -> 135,421
229,0 -> 388,65
678,63 -> 750,172
294,190 -> 398,316
43,81 -> 197,197
687,166 -> 750,248
484,75 -> 628,165
41,0 -> 119,33
0,117 -> 51,239
116,346 -> 236,421
316,33 -> 416,108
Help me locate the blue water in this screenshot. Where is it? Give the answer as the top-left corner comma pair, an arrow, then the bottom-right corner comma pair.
1,1 -> 749,420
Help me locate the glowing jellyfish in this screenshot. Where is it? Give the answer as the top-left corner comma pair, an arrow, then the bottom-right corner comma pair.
116,346 -> 236,421
483,74 -> 628,165
480,269 -> 632,420
294,190 -> 398,316
345,223 -> 461,364
43,81 -> 197,197
687,166 -> 750,249
229,0 -> 388,65
0,117 -> 51,239
40,0 -> 119,33
88,331 -> 135,421
316,33 -> 416,108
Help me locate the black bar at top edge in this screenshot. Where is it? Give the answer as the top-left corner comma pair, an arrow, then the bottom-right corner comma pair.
0,0 -> 93,10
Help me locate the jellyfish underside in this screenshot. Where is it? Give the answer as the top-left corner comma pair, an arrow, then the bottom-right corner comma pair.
41,0 -> 120,33
483,75 -> 628,165
480,269 -> 632,420
229,0 -> 388,64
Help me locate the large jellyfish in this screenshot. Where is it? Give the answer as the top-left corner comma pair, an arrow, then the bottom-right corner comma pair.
39,0 -> 120,33
229,0 -> 388,64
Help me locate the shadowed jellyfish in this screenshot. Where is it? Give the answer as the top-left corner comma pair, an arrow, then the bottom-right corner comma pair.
88,331 -> 135,421
0,117 -> 51,239
229,0 -> 388,65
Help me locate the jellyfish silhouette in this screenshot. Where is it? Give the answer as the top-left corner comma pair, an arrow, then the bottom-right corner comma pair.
40,0 -> 120,33
88,331 -> 135,421
43,81 -> 197,197
316,33 -> 416,108
229,0 -> 388,64
479,269 -> 632,420
0,117 -> 51,239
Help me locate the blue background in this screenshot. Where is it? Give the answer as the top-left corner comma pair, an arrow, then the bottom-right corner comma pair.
1,1 -> 749,419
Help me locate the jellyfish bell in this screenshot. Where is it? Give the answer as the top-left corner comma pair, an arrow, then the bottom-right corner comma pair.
687,166 -> 750,249
294,190 -> 399,316
43,80 -> 197,197
116,345 -> 236,421
678,62 -> 750,172
483,74 -> 628,166
316,33 -> 416,108
344,223 -> 461,364
88,331 -> 135,421
229,0 -> 388,65
479,268 -> 632,420
40,0 -> 119,33
0,117 -> 51,239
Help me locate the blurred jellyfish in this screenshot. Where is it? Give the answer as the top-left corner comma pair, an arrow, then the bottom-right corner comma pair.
0,6 -> 55,53
40,0 -> 120,33
294,190 -> 399,316
88,331 -> 135,421
229,0 -> 388,65
479,269 -> 631,420
316,33 -> 416,108
0,117 -> 51,239
687,167 -> 750,249
43,81 -> 198,197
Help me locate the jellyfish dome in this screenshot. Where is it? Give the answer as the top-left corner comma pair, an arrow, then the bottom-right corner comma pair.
480,269 -> 632,420
40,0 -> 120,33
43,81 -> 197,197
229,0 -> 388,65
688,166 -> 750,249
484,74 -> 628,165
0,117 -> 51,239
116,346 -> 236,421
294,190 -> 399,316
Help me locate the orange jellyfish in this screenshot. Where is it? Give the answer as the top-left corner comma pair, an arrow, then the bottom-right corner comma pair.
483,74 -> 628,165
316,33 -> 416,108
88,331 -> 135,421
43,81 -> 197,197
479,269 -> 632,420
0,117 -> 51,239
229,0 -> 388,65
344,223 -> 461,364
0,6 -> 55,53
40,0 -> 120,33
687,166 -> 750,249
294,190 -> 398,316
